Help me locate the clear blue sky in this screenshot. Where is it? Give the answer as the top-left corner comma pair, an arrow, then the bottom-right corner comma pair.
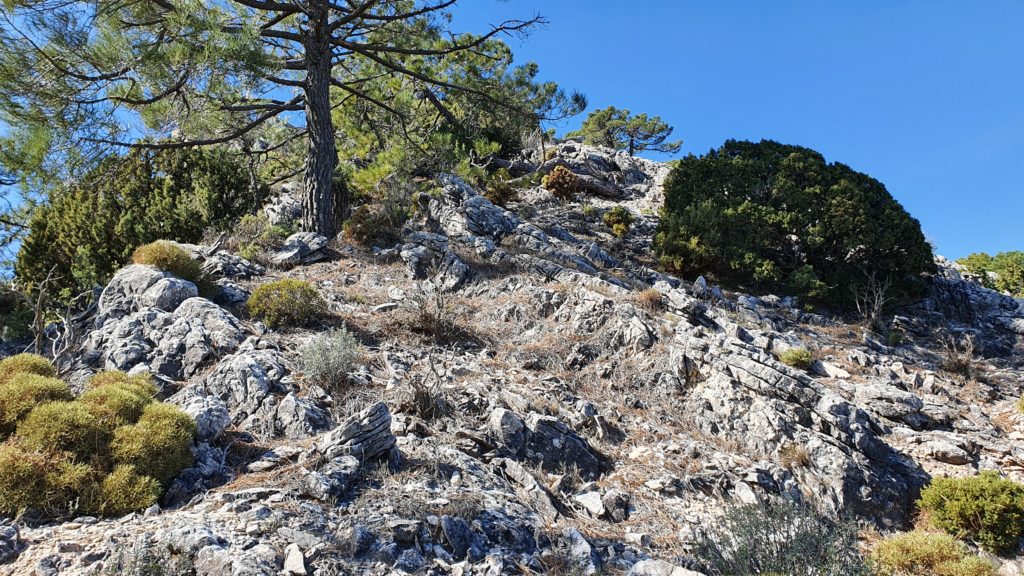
453,1 -> 1024,260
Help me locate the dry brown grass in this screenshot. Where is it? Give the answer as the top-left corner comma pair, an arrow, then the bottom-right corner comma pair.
630,288 -> 664,312
779,443 -> 811,470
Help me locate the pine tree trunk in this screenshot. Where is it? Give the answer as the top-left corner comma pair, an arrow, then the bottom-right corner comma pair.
301,2 -> 339,237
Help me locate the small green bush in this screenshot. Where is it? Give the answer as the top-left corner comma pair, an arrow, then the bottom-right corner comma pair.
343,203 -> 407,247
231,213 -> 293,265
86,371 -> 159,399
542,165 -> 579,200
93,465 -> 160,517
603,205 -> 635,237
870,530 -> 996,576
917,471 -> 1024,554
80,385 -> 153,429
301,328 -> 361,393
247,278 -> 327,329
111,403 -> 195,485
0,374 -> 73,436
695,498 -> 868,575
0,353 -> 55,382
483,168 -> 518,207
779,347 -> 814,370
132,241 -> 205,286
16,401 -> 112,456
0,441 -> 92,516
887,330 -> 905,347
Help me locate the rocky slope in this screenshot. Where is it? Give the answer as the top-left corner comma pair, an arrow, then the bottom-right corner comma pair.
3,142 -> 1023,575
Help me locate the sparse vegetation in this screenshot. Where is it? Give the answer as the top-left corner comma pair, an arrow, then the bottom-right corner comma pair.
779,347 -> 814,370
695,498 -> 868,576
343,203 -> 408,248
917,471 -> 1024,554
247,279 -> 327,329
940,333 -> 976,379
602,205 -> 635,237
779,442 -> 811,469
870,530 -> 996,576
483,168 -> 518,207
300,328 -> 361,394
229,213 -> 293,265
632,288 -> 664,311
542,166 -> 579,200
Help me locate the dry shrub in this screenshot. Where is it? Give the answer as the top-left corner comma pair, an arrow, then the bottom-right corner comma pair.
542,166 -> 579,201
632,288 -> 664,312
132,241 -> 205,286
870,530 -> 995,576
779,443 -> 811,470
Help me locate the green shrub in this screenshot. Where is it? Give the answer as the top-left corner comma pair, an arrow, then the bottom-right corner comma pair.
230,213 -> 293,265
16,147 -> 258,301
581,203 -> 597,219
654,140 -> 934,310
343,203 -> 407,247
0,441 -> 92,516
247,279 -> 327,329
0,287 -> 33,344
111,403 -> 195,485
602,205 -> 635,237
80,384 -> 154,429
1018,397 -> 1024,414
695,498 -> 868,575
917,471 -> 1024,554
542,166 -> 579,200
0,353 -> 55,382
887,330 -> 905,347
779,347 -> 814,370
0,374 -> 73,436
132,241 -> 205,285
870,530 -> 996,576
483,168 -> 518,207
92,465 -> 160,517
957,251 -> 1024,297
16,401 -> 112,457
86,371 -> 159,399
301,328 -> 361,393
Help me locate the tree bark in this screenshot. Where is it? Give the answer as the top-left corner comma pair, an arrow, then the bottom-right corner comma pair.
301,1 -> 339,237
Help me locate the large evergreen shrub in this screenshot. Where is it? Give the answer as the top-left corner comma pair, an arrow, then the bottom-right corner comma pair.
917,471 -> 1024,554
655,140 -> 935,309
957,251 -> 1024,297
15,148 -> 258,300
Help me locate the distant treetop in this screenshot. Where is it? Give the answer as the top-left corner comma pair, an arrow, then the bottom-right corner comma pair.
568,106 -> 681,156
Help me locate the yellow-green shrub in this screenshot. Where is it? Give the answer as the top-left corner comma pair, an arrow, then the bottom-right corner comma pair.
247,279 -> 326,328
16,401 -> 112,457
92,465 -> 160,517
82,371 -> 158,428
132,241 -> 205,285
917,471 -> 1024,554
0,353 -> 55,382
542,165 -> 579,200
603,205 -> 635,238
779,347 -> 814,370
0,374 -> 73,436
870,531 -> 996,576
0,442 -> 92,516
111,403 -> 195,485
483,168 -> 518,207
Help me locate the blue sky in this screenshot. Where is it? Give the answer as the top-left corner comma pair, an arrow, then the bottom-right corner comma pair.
452,1 -> 1024,259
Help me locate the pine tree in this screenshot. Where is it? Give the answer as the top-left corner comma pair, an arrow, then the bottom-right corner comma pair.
0,1 -> 555,237
568,106 -> 681,156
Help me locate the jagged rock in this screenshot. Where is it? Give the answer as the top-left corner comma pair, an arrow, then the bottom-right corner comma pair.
628,559 -> 705,576
139,277 -> 198,312
488,408 -> 527,453
302,455 -> 359,501
283,543 -> 306,575
264,182 -> 303,225
175,394 -> 231,441
270,232 -> 330,267
493,458 -> 561,522
189,346 -> 287,425
96,264 -> 172,323
202,250 -> 265,279
525,414 -> 611,480
0,523 -> 19,563
306,402 -> 396,463
601,489 -> 630,522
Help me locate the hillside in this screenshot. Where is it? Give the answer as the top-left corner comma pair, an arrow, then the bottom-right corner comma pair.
2,142 -> 1024,575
